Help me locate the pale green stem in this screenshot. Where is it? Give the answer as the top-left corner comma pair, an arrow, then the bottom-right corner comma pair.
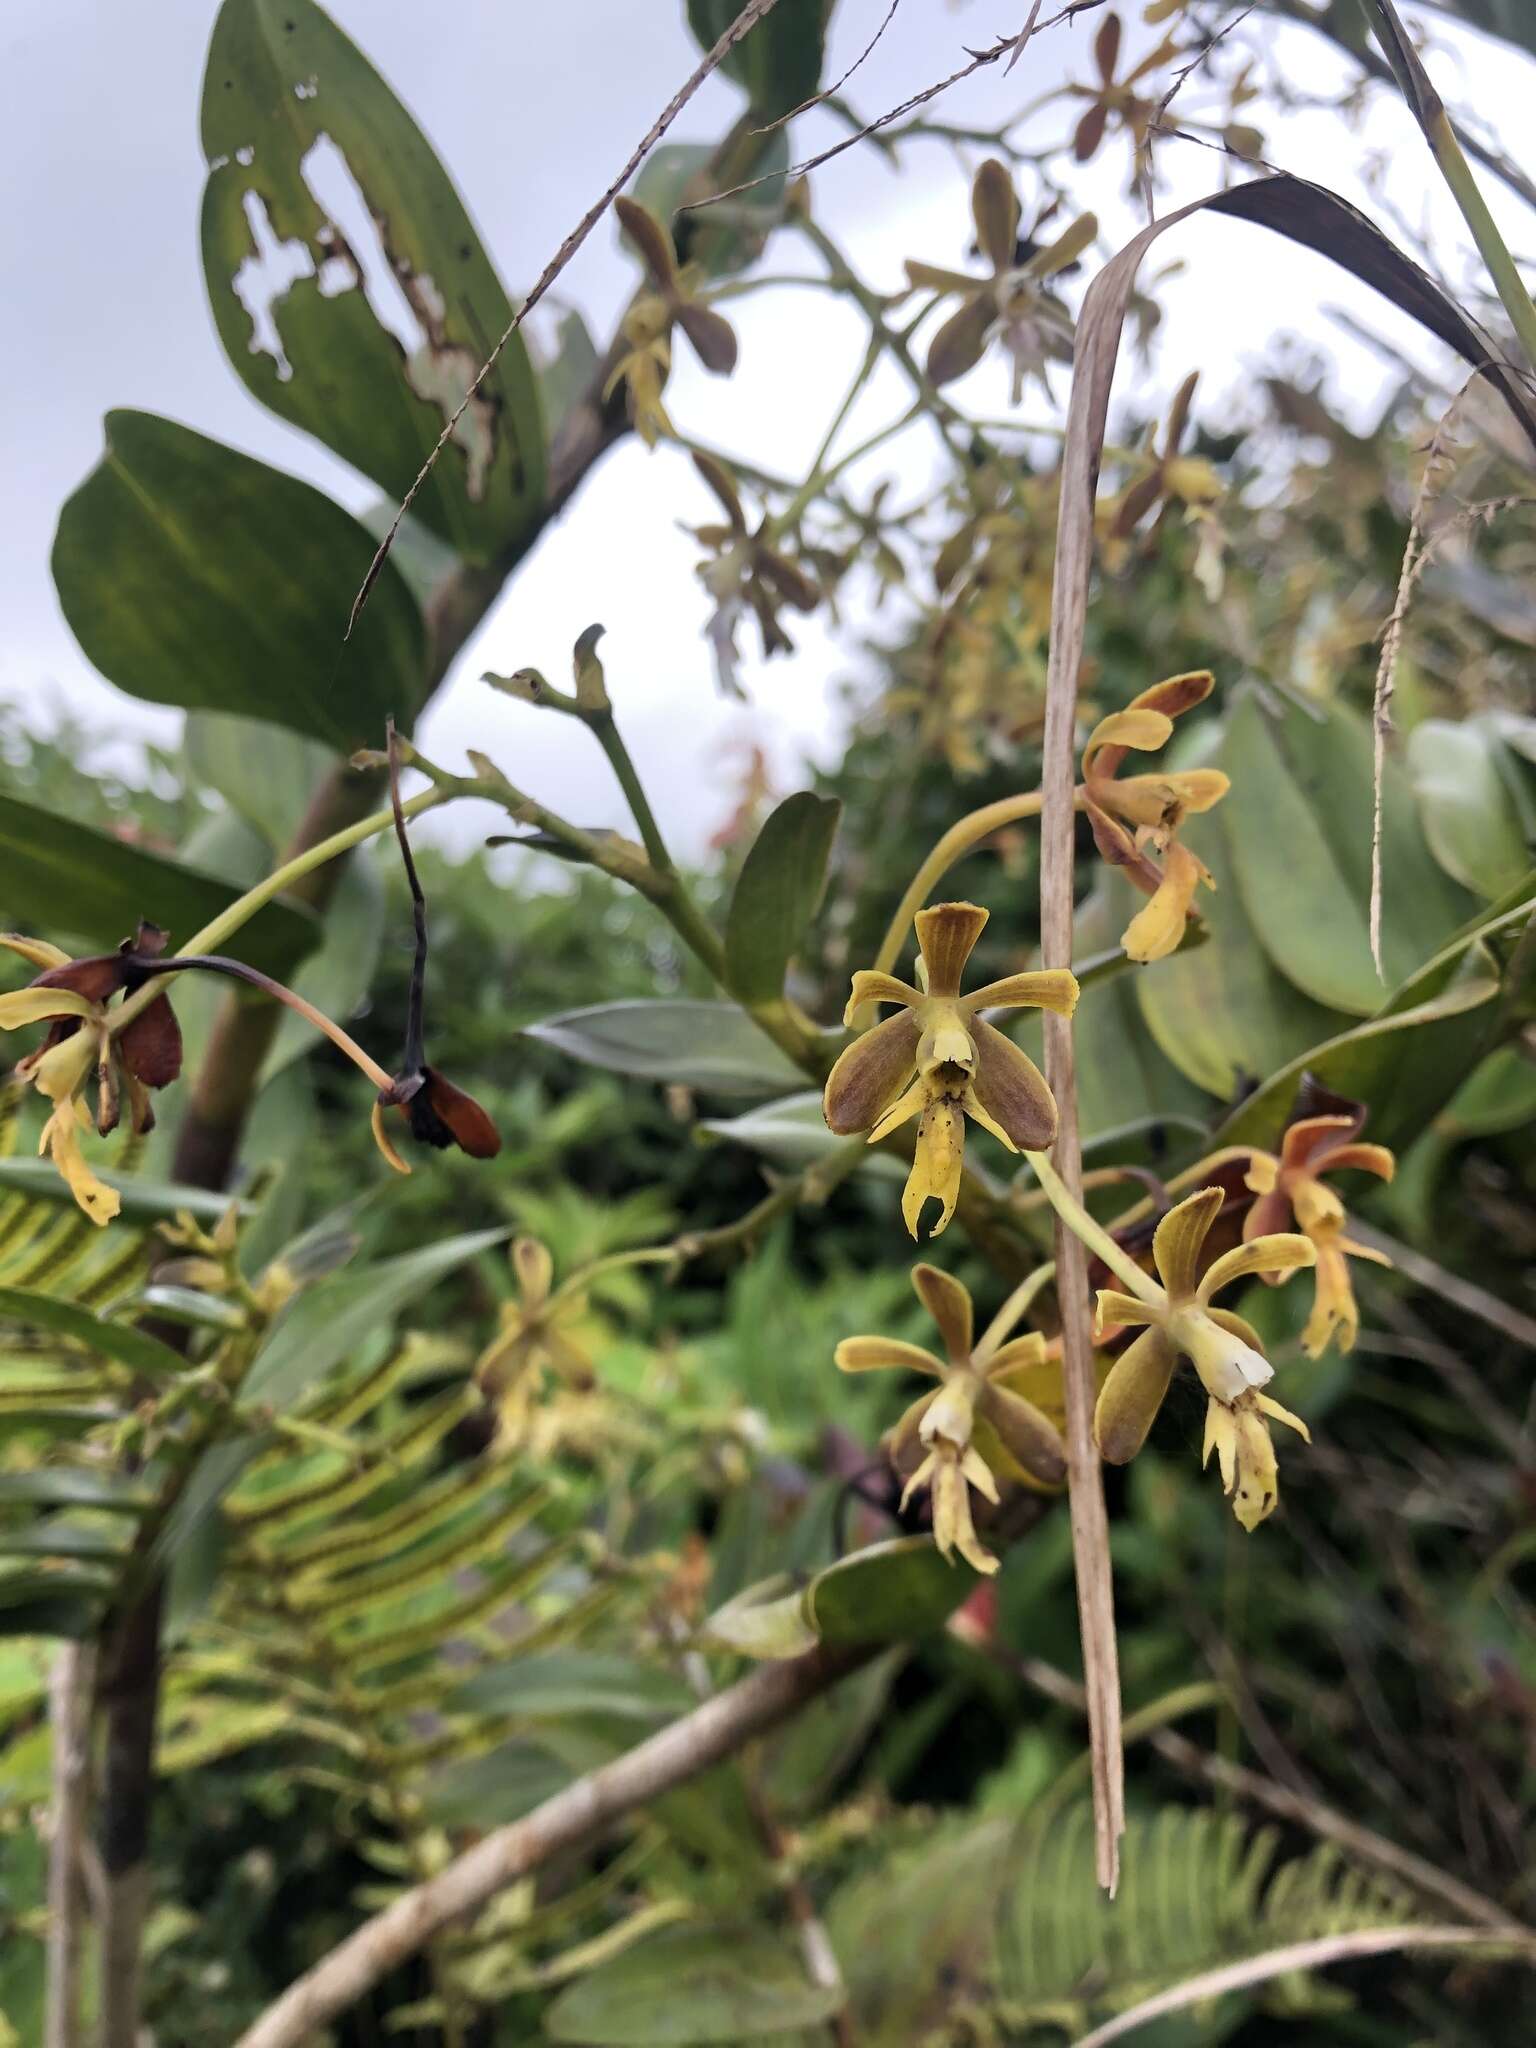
547,1247 -> 681,1310
872,790 -> 1050,978
771,335 -> 891,535
1102,1146 -> 1260,1236
1024,1149 -> 1165,1307
108,787 -> 453,1038
973,1261 -> 1056,1367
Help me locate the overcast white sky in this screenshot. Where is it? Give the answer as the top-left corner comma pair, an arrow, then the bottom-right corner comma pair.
2,1 -> 1532,858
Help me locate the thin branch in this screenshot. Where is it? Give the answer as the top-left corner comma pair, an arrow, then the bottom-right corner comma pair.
346,0 -> 788,639
1071,1927 -> 1525,2048
754,0 -> 905,134
234,1643 -> 869,2048
1350,1219 -> 1536,1351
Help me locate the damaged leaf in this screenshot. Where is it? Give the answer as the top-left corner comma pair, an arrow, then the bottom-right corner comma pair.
200,0 -> 546,562
52,410 -> 427,753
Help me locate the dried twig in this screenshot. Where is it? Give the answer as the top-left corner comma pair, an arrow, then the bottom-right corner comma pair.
755,0 -> 906,134
346,0 -> 787,640
1072,1927 -> 1526,2048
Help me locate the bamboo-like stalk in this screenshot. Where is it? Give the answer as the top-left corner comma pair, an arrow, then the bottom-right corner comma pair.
45,1642 -> 96,2048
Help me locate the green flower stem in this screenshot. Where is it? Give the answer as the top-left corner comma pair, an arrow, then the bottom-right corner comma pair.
872,790 -> 1050,977
1100,1146 -> 1259,1237
972,1261 -> 1056,1367
547,1246 -> 681,1309
588,711 -> 676,875
672,1135 -> 868,1262
772,332 -> 885,535
108,786 -> 455,1040
1024,1149 -> 1165,1307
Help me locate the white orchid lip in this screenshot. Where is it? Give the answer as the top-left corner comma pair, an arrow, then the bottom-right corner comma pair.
1170,1306 -> 1274,1403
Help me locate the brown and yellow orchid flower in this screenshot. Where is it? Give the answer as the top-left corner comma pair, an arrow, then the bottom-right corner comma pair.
822,902 -> 1079,1239
1066,12 -> 1182,172
907,158 -> 1095,402
1093,1185 -> 1315,1530
1079,669 -> 1229,963
1096,371 -> 1223,574
837,1262 -> 1066,1574
606,197 -> 739,446
1244,1098 -> 1395,1357
688,452 -> 822,699
474,1236 -> 595,1436
0,924 -> 182,1224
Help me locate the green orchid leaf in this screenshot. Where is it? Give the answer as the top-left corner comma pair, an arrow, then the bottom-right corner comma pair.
634,132 -> 792,277
0,1288 -> 185,1381
686,0 -> 835,122
200,0 -> 546,562
526,1001 -> 810,1097
1204,894 -> 1530,1156
702,1574 -> 820,1660
184,713 -> 337,854
701,1092 -> 903,1178
804,1535 -> 973,1645
240,1225 -> 506,1410
724,792 -> 841,1007
0,1159 -> 251,1228
1408,715 -> 1534,899
1126,808 -> 1342,1100
1222,690 -> 1475,1015
534,309 -> 601,450
0,1471 -> 157,1514
545,1921 -> 845,2043
0,788 -> 317,978
52,411 -> 428,753
447,1654 -> 694,1723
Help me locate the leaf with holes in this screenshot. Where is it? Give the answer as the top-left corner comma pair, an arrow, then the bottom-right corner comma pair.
200,0 -> 546,561
724,792 -> 840,1007
52,412 -> 427,752
0,787 -> 317,977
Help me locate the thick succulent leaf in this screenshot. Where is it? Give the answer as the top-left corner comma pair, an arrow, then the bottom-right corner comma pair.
448,1653 -> 694,1723
52,412 -> 427,753
545,1921 -> 845,2043
184,713 -> 336,854
200,0 -> 545,560
804,1535 -> 973,1643
701,1092 -> 904,1179
1222,691 -> 1473,1014
526,1001 -> 810,1098
241,1225 -> 506,1410
1205,899 -> 1527,1157
1129,806 -> 1342,1099
686,0 -> 834,121
724,792 -> 841,1007
0,789 -> 316,978
1407,715 -> 1534,899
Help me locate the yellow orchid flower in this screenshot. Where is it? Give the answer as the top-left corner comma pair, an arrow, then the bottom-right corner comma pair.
1078,670 -> 1230,962
1092,1185 -> 1315,1530
822,902 -> 1078,1238
1245,1097 -> 1395,1357
837,1263 -> 1066,1574
0,925 -> 183,1224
